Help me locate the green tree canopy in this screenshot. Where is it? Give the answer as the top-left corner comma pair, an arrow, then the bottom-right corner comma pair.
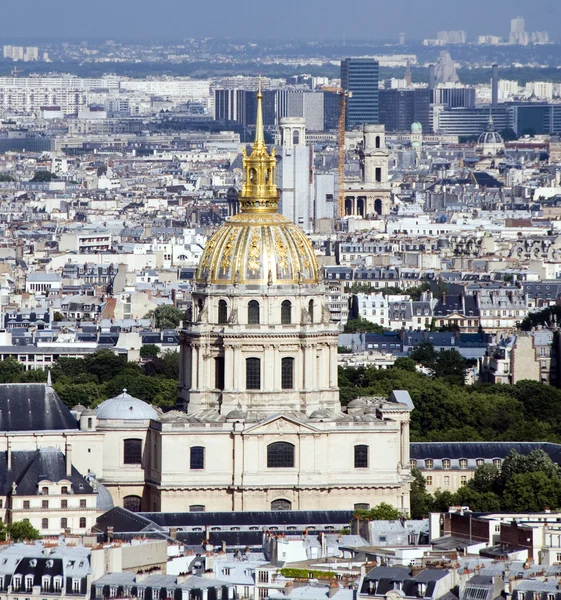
150,305 -> 184,329
355,502 -> 402,521
30,170 -> 58,182
140,344 -> 160,359
8,520 -> 40,542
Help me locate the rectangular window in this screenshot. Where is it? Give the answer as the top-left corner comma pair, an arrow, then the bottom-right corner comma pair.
426,476 -> 433,486
214,357 -> 225,390
61,500 -> 68,509
42,500 -> 48,509
80,499 -> 86,508
459,459 -> 467,469
443,476 -> 450,487
425,459 -> 433,469
442,459 -> 451,470
23,501 -> 30,509
461,476 -> 467,485
41,518 -> 48,530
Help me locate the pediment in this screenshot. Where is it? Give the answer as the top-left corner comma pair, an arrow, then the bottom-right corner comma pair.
244,414 -> 320,435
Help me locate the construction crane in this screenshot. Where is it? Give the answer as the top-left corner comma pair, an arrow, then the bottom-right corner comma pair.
322,86 -> 351,217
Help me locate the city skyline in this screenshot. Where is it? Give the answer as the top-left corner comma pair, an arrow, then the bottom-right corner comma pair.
0,0 -> 556,41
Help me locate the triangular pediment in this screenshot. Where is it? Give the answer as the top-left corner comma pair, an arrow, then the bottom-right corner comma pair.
244,414 -> 320,435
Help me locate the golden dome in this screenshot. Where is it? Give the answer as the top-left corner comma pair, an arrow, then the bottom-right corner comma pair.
196,85 -> 320,286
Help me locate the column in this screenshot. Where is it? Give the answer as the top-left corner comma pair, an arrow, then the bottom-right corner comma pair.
224,345 -> 234,391
329,343 -> 338,388
303,343 -> 313,391
264,345 -> 275,392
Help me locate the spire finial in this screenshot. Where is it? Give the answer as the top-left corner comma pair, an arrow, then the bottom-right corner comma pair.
46,369 -> 52,387
254,75 -> 265,147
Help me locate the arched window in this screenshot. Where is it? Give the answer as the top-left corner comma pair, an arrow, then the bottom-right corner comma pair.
248,300 -> 260,324
87,417 -> 93,429
267,442 -> 295,468
308,299 -> 314,323
190,446 -> 205,470
246,357 -> 261,390
271,499 -> 292,511
293,130 -> 300,145
281,357 -> 294,390
123,439 -> 142,465
61,486 -> 68,495
41,487 -> 49,495
218,299 -> 228,324
354,445 -> 369,468
190,505 -> 205,512
375,136 -> 381,149
281,300 -> 292,324
123,495 -> 142,512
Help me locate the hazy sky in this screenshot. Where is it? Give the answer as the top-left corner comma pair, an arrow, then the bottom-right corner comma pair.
2,0 -> 557,41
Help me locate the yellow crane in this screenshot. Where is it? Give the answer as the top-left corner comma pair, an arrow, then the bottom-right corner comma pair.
322,86 -> 351,217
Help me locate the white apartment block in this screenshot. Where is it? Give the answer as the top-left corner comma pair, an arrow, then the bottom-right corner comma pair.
525,81 -> 554,100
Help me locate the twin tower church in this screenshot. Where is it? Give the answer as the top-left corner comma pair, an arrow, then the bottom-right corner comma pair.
0,90 -> 413,518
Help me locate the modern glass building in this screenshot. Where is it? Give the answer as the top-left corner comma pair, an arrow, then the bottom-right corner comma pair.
341,58 -> 379,129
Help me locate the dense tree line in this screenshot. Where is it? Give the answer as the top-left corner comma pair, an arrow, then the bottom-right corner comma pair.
339,349 -> 561,443
0,350 -> 179,409
411,450 -> 561,518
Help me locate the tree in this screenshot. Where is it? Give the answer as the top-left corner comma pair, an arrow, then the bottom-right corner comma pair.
468,463 -> 501,494
140,344 -> 160,359
410,343 -> 437,369
0,173 -> 15,182
8,520 -> 40,542
454,487 -> 501,512
338,346 -> 352,354
410,467 -> 432,519
84,350 -> 128,383
433,349 -> 467,386
393,357 -> 417,372
355,502 -> 402,521
152,305 -> 184,329
343,317 -> 385,334
0,358 -> 25,383
30,170 -> 58,182
53,311 -> 64,322
502,472 -> 561,512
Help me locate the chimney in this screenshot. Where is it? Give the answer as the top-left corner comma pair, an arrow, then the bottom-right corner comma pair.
66,443 -> 72,476
328,582 -> 340,598
107,526 -> 114,542
170,527 -> 177,540
491,64 -> 499,107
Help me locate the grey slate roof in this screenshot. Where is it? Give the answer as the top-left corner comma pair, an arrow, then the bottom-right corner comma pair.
0,447 -> 94,496
410,442 -> 561,463
0,384 -> 78,432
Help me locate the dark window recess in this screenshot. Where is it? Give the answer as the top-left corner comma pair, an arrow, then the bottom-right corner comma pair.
248,300 -> 260,324
123,495 -> 142,512
123,439 -> 142,464
267,442 -> 295,468
190,446 -> 205,470
215,357 -> 225,390
246,357 -> 261,390
354,445 -> 369,468
281,357 -> 294,390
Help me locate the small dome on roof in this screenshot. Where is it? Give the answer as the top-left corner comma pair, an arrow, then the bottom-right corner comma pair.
96,389 -> 159,421
226,409 -> 246,420
309,409 -> 330,419
72,404 -> 87,413
411,122 -> 422,134
81,408 -> 96,416
347,398 -> 368,408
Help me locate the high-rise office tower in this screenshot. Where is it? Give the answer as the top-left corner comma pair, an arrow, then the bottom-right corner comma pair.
341,58 -> 379,129
510,17 -> 528,45
379,89 -> 431,133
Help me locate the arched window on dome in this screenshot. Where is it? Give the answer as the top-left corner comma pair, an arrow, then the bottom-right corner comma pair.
248,300 -> 260,325
267,442 -> 295,468
281,300 -> 292,324
246,358 -> 261,390
281,357 -> 294,390
308,299 -> 315,323
123,439 -> 142,465
218,299 -> 228,324
123,495 -> 142,512
271,499 -> 292,511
